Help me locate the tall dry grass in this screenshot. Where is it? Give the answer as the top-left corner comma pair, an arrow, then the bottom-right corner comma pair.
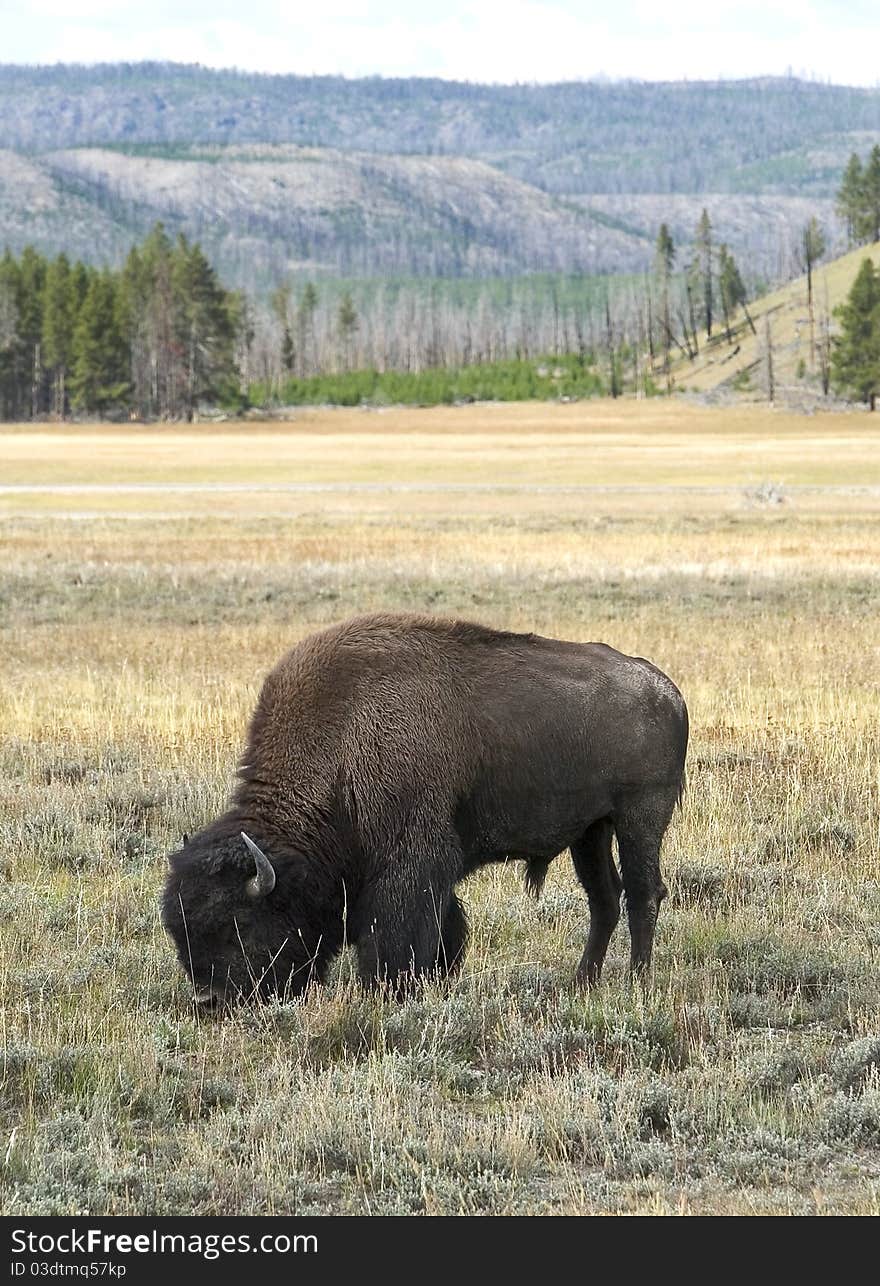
1,409 -> 878,1214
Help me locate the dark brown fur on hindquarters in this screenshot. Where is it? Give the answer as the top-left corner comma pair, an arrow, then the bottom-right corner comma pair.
161,612 -> 688,1008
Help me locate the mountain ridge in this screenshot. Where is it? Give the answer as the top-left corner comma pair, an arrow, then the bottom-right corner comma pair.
0,64 -> 875,288
2,64 -> 879,194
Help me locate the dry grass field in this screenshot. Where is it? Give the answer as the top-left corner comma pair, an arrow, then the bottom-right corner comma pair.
1,400 -> 879,1215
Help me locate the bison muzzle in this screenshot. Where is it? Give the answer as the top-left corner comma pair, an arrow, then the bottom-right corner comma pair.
161,613 -> 688,1006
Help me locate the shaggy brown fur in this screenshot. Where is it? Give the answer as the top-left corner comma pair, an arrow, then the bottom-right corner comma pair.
162,613 -> 688,1004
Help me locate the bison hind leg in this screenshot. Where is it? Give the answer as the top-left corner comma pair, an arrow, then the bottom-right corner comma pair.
614,787 -> 676,982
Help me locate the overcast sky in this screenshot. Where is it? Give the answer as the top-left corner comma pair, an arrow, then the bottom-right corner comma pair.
2,1 -> 879,86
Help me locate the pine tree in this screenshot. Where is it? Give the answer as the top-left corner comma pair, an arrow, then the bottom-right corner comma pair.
270,283 -> 295,383
71,271 -> 129,415
718,244 -> 746,343
281,326 -> 295,375
801,218 -> 826,309
42,254 -> 77,417
836,148 -> 880,248
655,224 -> 675,276
150,224 -> 185,417
684,258 -> 700,356
801,218 -> 826,365
71,261 -> 90,309
836,153 -> 864,246
126,224 -> 176,417
831,257 -> 880,410
337,291 -> 358,371
0,249 -> 22,418
694,208 -> 713,337
859,145 -> 880,245
298,283 -> 318,377
171,235 -> 236,419
18,246 -> 46,418
118,243 -> 151,417
654,223 -> 675,379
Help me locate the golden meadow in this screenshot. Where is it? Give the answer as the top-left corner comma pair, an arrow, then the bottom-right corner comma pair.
1,401 -> 878,1214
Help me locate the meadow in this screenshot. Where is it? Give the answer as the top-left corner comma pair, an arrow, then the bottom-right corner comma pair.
1,401 -> 879,1215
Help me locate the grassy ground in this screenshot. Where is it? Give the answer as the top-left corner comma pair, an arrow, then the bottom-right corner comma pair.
3,401 -> 880,490
1,403 -> 879,1215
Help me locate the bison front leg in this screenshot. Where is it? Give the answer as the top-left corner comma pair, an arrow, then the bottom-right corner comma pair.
437,893 -> 468,979
355,828 -> 465,994
356,884 -> 461,993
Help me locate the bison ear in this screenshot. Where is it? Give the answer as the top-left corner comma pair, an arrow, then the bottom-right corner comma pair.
241,831 -> 276,899
181,832 -> 190,847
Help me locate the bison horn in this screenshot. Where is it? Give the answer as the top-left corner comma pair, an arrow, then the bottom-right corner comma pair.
241,831 -> 276,899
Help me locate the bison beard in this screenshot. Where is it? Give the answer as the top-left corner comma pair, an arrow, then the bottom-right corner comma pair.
161,613 -> 688,1007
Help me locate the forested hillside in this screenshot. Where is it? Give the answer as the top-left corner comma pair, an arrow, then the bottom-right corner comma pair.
0,145 -> 838,286
2,65 -> 879,195
0,66 -> 876,285
2,64 -> 880,419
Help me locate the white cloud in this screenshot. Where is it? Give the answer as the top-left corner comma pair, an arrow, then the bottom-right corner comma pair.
10,1 -> 880,85
24,1 -> 134,16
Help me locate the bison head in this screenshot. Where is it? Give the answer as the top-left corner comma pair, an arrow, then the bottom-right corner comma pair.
161,830 -> 315,1007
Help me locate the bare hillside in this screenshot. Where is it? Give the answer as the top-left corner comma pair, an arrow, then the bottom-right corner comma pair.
9,146 -> 649,284
0,150 -> 133,264
668,239 -> 880,399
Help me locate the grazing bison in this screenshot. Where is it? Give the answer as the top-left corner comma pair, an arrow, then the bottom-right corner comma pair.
162,613 -> 687,1006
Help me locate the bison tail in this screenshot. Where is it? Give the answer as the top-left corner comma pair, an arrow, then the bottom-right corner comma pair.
524,857 -> 551,900
677,768 -> 687,811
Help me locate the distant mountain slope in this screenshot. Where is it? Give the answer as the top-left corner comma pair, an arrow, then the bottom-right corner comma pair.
0,145 -> 849,288
0,64 -> 874,288
1,64 -> 879,195
1,145 -> 648,283
0,149 -> 136,263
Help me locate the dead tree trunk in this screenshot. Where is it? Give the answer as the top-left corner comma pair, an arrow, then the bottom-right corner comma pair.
764,317 -> 775,404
